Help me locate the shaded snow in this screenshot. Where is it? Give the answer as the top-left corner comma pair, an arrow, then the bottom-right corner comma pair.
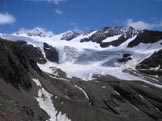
37,60 -> 145,81
148,65 -> 161,71
0,34 -> 42,47
102,86 -> 106,89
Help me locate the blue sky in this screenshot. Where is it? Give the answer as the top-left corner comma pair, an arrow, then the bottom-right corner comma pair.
0,0 -> 162,34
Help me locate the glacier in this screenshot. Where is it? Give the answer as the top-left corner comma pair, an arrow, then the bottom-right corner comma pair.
1,28 -> 162,84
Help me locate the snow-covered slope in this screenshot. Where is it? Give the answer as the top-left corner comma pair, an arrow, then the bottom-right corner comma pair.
1,27 -> 162,83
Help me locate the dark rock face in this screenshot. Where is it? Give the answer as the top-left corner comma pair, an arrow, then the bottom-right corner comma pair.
16,41 -> 46,64
0,39 -> 55,121
136,49 -> 162,76
0,39 -> 33,90
128,30 -> 162,47
80,27 -> 162,48
111,82 -> 162,121
53,76 -> 162,121
0,90 -> 45,121
43,43 -> 59,63
118,53 -> 132,63
100,35 -> 129,47
81,27 -> 138,47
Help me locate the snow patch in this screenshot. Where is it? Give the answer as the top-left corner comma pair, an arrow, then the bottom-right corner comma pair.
148,65 -> 161,71
131,104 -> 140,111
102,86 -> 106,89
74,85 -> 89,100
33,79 -> 71,121
102,35 -> 122,43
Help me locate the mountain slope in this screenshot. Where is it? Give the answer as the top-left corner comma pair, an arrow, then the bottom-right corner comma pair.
0,27 -> 162,121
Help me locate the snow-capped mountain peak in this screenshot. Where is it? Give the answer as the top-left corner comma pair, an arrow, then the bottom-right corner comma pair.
95,26 -> 139,38
61,31 -> 79,40
14,27 -> 55,38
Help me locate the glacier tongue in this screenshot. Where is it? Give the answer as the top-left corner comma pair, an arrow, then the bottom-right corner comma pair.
38,38 -> 162,81
57,46 -> 81,64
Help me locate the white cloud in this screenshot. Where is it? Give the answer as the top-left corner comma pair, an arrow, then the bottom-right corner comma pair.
159,21 -> 162,26
55,9 -> 63,15
126,19 -> 162,30
73,28 -> 83,33
25,0 -> 65,5
70,22 -> 83,33
0,12 -> 16,25
70,22 -> 77,26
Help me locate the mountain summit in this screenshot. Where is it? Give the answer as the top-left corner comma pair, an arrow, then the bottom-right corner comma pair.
15,27 -> 55,37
